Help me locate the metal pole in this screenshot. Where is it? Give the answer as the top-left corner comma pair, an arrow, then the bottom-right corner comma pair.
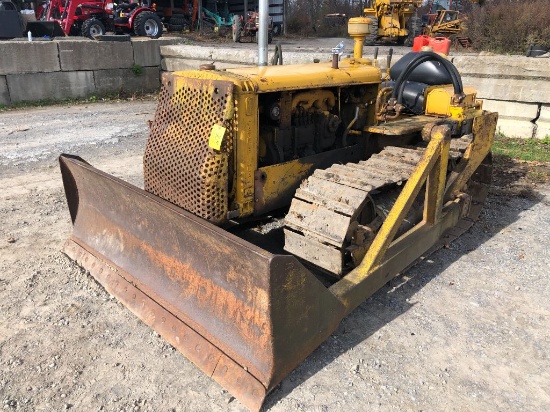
258,0 -> 268,66
283,0 -> 286,35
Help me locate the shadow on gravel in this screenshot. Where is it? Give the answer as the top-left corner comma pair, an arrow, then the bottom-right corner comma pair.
262,155 -> 546,410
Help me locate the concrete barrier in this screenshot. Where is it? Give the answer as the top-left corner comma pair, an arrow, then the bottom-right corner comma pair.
482,100 -> 537,138
0,76 -> 9,105
453,54 -> 550,80
58,40 -> 135,71
132,37 -> 166,67
94,67 -> 160,94
536,105 -> 550,139
462,76 -> 550,104
161,44 -> 331,70
160,45 -> 550,139
2,38 -> 549,140
7,71 -> 95,102
0,37 -> 182,106
0,41 -> 60,75
162,59 -> 244,72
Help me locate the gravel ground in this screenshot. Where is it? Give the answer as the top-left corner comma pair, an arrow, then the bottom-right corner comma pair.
0,99 -> 549,412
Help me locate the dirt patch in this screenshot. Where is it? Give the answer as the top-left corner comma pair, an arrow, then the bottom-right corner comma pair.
1,101 -> 549,412
492,155 -> 550,200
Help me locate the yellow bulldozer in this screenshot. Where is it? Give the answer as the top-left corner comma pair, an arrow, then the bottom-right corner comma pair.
423,8 -> 464,36
362,0 -> 423,45
59,16 -> 497,411
421,0 -> 484,38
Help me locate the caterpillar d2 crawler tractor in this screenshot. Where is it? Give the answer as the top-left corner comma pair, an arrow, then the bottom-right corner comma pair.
59,16 -> 497,411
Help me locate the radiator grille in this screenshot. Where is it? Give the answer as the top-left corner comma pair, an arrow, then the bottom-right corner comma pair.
144,74 -> 235,224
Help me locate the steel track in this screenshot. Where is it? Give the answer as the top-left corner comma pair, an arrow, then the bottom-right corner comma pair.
284,136 -> 491,276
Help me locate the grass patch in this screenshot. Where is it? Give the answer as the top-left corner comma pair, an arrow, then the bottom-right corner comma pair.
492,135 -> 550,163
492,135 -> 550,187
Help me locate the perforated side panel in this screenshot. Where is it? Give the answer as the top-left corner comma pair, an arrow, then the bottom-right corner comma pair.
143,74 -> 235,224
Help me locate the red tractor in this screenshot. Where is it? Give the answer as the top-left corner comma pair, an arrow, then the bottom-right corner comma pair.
231,11 -> 272,43
34,0 -> 163,38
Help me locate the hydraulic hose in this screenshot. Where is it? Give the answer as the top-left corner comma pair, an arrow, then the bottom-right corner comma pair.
395,53 -> 462,103
395,52 -> 462,103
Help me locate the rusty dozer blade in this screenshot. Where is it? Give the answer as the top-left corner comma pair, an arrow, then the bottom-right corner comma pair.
59,154 -> 347,411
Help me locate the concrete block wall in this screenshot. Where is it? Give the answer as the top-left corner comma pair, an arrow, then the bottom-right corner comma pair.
0,37 -> 181,105
481,100 -> 537,138
452,55 -> 550,139
58,40 -> 135,71
160,45 -> 550,139
536,105 -> 550,139
160,45 -> 330,70
0,77 -> 9,104
0,42 -> 60,74
2,40 -> 547,139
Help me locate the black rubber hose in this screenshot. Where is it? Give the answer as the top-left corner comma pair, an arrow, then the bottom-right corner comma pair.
439,56 -> 463,93
390,53 -> 427,99
395,53 -> 462,103
395,52 -> 462,104
398,55 -> 462,106
391,51 -> 463,105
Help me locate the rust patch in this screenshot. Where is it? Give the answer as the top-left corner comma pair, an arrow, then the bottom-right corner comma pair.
59,154 -> 348,410
64,239 -> 268,412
